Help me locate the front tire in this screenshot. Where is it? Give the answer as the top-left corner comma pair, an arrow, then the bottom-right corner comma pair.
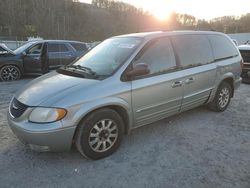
208,82 -> 232,112
0,65 -> 21,81
75,108 -> 124,160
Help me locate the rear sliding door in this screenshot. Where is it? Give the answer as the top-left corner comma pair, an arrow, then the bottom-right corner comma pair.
172,34 -> 217,111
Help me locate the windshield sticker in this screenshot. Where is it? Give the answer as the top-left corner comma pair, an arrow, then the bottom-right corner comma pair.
118,44 -> 136,48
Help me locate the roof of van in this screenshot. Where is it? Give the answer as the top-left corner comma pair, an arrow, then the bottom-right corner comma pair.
114,30 -> 226,39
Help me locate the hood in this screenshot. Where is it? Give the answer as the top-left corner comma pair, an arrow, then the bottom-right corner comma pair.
15,71 -> 99,106
0,43 -> 15,55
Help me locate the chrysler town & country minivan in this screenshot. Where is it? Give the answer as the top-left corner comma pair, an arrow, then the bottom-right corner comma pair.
8,31 -> 242,159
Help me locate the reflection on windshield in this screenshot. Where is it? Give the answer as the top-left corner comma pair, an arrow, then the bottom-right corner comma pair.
73,37 -> 142,77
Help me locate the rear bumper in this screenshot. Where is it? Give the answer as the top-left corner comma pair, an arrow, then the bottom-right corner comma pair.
8,113 -> 76,152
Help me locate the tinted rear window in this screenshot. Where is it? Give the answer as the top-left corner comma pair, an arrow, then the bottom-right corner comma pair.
70,43 -> 87,51
48,43 -> 69,52
172,34 -> 213,68
207,35 -> 238,60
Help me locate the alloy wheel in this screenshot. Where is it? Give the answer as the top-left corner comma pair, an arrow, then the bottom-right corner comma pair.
88,119 -> 118,153
218,87 -> 230,109
0,65 -> 20,81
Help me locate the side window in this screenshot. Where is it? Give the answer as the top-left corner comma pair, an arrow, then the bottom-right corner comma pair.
172,35 -> 213,68
48,43 -> 69,53
27,43 -> 42,55
70,43 -> 87,51
133,38 -> 176,76
208,35 -> 238,60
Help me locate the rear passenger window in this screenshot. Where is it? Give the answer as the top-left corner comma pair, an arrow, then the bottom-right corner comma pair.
172,35 -> 213,68
70,43 -> 87,51
208,35 -> 238,60
48,43 -> 69,53
134,37 -> 176,76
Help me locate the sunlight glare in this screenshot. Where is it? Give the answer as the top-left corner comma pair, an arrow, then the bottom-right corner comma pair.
142,1 -> 173,21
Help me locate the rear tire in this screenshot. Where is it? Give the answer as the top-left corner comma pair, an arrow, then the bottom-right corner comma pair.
208,82 -> 232,112
0,65 -> 21,81
75,108 -> 124,160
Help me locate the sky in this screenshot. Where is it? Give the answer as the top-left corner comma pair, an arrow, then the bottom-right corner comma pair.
80,0 -> 250,20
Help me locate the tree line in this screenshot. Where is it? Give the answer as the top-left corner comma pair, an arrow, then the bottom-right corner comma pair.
0,0 -> 249,42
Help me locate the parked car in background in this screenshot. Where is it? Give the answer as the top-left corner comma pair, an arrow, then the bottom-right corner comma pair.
88,41 -> 101,49
0,40 -> 88,81
8,31 -> 242,160
238,44 -> 250,82
0,43 -> 14,55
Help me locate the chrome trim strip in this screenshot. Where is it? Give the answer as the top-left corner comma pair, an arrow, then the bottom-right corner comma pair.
8,97 -> 15,119
136,98 -> 182,113
183,88 -> 212,99
182,95 -> 210,106
137,105 -> 179,121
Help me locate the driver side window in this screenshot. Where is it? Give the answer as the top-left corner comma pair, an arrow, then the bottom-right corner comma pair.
27,43 -> 42,55
133,38 -> 177,76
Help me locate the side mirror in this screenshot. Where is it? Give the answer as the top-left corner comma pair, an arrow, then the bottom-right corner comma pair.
126,63 -> 150,78
22,51 -> 27,56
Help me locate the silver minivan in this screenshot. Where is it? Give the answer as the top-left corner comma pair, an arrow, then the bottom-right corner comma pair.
8,31 -> 242,159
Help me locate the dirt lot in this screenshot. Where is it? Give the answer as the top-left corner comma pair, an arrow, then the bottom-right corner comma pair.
0,79 -> 250,188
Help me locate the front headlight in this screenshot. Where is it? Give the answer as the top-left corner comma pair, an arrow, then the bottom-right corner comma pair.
29,107 -> 67,123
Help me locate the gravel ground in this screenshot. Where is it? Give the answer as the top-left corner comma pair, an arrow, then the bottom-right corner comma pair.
0,79 -> 250,188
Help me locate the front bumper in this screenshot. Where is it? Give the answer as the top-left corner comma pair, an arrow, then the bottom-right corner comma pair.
7,112 -> 76,152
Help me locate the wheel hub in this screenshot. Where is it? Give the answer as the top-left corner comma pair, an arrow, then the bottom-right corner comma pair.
99,130 -> 109,140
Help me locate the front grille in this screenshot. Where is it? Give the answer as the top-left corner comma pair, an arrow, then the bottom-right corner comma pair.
9,98 -> 28,118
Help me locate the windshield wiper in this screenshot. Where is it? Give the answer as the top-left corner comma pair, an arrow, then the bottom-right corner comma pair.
65,65 -> 96,75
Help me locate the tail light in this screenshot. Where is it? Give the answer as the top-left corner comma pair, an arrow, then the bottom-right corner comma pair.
240,59 -> 244,71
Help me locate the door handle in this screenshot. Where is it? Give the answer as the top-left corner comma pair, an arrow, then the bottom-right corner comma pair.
185,77 -> 195,84
172,81 -> 183,88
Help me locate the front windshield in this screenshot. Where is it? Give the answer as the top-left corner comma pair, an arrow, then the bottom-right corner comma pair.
73,37 -> 142,77
14,42 -> 36,54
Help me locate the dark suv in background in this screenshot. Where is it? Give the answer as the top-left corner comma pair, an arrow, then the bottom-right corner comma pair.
0,40 -> 88,81
238,44 -> 250,82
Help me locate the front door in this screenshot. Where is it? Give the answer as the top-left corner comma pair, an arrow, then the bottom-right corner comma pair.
131,37 -> 184,127
23,43 -> 43,73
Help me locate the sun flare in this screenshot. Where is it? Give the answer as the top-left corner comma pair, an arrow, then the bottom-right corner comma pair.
154,11 -> 170,21
141,1 -> 172,21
